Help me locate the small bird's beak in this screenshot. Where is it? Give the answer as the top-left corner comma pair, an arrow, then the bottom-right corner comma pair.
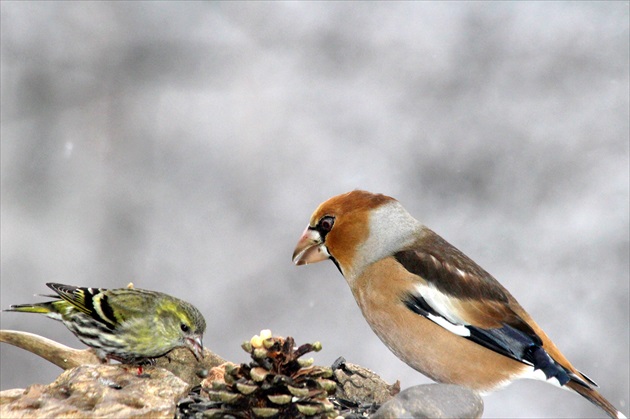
292,226 -> 330,265
185,335 -> 204,361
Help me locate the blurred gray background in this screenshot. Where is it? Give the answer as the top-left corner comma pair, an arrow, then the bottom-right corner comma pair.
1,2 -> 628,418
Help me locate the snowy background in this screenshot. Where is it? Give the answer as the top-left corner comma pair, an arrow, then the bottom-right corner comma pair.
1,2 -> 628,418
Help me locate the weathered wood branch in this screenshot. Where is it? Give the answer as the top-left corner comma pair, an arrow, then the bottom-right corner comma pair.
0,330 -> 101,369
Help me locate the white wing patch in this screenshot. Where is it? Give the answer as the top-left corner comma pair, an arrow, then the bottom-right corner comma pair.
425,311 -> 471,337
413,283 -> 472,337
414,283 -> 468,325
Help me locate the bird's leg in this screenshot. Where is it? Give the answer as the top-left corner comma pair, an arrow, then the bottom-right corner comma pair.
134,358 -> 156,378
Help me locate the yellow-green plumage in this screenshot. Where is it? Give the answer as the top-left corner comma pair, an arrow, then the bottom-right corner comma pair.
5,283 -> 206,364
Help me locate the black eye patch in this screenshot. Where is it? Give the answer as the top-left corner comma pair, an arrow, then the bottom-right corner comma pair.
318,216 -> 335,234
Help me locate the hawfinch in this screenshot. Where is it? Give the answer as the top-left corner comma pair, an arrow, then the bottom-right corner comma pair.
292,190 -> 625,418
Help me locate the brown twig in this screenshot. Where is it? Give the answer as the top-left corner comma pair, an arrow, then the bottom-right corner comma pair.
0,329 -> 101,369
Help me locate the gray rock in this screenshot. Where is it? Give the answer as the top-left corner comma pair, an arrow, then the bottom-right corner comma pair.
372,383 -> 484,419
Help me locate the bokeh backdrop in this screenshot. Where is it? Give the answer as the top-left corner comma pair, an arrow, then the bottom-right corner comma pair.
1,2 -> 628,418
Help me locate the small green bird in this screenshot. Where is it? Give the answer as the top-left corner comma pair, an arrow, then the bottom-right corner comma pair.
4,283 -> 206,364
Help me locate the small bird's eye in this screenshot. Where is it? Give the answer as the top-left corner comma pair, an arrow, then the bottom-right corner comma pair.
180,323 -> 190,333
319,216 -> 335,232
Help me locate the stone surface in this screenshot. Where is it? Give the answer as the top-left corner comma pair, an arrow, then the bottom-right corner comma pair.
0,365 -> 189,419
0,332 -> 227,419
155,346 -> 226,387
333,359 -> 400,405
373,383 -> 484,419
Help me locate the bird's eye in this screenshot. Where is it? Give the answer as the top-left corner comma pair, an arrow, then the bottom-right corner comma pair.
318,216 -> 335,233
180,323 -> 190,333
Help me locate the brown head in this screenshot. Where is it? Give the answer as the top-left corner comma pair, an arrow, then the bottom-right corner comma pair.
292,190 -> 421,281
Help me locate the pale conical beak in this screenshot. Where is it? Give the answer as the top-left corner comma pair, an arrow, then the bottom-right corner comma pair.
185,335 -> 204,361
292,226 -> 330,265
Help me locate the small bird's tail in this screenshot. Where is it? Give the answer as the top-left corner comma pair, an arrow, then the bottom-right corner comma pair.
4,301 -> 64,319
5,303 -> 52,314
566,380 -> 627,419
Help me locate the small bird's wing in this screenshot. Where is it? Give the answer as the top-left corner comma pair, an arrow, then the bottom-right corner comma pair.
394,231 -> 591,388
93,288 -> 159,324
47,283 -> 123,329
47,283 -> 95,315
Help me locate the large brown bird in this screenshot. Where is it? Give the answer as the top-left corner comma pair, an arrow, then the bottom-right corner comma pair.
293,190 -> 625,418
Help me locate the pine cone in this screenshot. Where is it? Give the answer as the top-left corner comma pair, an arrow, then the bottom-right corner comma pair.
177,330 -> 338,418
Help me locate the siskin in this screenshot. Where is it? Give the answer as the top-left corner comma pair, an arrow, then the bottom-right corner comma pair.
4,282 -> 206,364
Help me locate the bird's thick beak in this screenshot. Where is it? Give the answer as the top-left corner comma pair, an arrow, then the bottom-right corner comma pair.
185,335 -> 204,361
292,226 -> 330,265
